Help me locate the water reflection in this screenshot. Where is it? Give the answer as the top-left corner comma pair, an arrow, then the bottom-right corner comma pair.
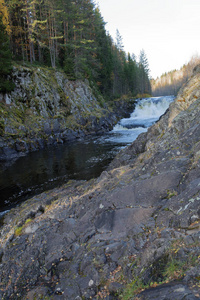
0,95 -> 174,212
0,138 -> 123,211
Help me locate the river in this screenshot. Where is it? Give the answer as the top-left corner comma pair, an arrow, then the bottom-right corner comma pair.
0,96 -> 174,215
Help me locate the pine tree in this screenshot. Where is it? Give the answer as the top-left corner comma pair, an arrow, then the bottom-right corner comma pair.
138,49 -> 151,95
93,8 -> 113,96
0,13 -> 14,92
115,29 -> 123,51
2,0 -> 151,98
125,53 -> 137,95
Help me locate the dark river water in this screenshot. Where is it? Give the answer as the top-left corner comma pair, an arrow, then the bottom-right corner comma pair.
0,96 -> 174,215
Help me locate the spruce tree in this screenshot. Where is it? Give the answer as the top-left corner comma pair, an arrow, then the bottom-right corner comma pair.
0,14 -> 14,93
93,8 -> 113,97
138,49 -> 151,95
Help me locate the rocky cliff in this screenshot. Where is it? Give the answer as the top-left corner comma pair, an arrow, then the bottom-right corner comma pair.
0,66 -> 200,299
0,64 -> 134,162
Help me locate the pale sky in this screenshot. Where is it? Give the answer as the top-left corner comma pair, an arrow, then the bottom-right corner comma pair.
96,0 -> 200,79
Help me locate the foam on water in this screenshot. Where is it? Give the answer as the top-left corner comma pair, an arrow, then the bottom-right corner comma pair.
0,95 -> 174,214
131,96 -> 173,120
106,95 -> 174,144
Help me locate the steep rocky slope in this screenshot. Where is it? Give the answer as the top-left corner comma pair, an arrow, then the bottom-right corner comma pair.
0,66 -> 200,299
0,64 -> 134,162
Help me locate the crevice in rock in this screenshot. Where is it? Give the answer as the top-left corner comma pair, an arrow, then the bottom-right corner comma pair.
0,250 -> 3,263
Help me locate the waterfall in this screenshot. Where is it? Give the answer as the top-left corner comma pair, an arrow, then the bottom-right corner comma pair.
0,95 -> 174,213
107,95 -> 174,144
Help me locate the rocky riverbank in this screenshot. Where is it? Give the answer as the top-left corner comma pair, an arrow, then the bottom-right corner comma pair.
0,64 -> 135,162
0,66 -> 200,299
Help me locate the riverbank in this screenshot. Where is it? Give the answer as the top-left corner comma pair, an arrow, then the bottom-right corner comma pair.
0,96 -> 173,213
0,65 -> 200,299
0,64 -> 135,163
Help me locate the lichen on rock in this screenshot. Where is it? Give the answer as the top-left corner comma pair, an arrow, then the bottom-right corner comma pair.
0,64 -> 134,162
0,66 -> 200,299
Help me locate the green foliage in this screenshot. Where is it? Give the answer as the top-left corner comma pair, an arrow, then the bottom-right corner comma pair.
63,46 -> 76,80
138,49 -> 151,95
14,218 -> 33,236
167,189 -> 178,199
3,0 -> 151,99
0,101 -> 8,135
25,218 -> 32,225
14,226 -> 23,236
163,257 -> 185,279
0,14 -> 14,93
122,277 -> 148,299
121,239 -> 200,299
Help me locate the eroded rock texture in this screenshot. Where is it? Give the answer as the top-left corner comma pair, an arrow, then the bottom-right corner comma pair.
0,66 -> 200,299
0,65 -> 134,162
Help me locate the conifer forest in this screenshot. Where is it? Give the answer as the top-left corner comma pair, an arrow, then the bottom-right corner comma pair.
0,0 -> 151,98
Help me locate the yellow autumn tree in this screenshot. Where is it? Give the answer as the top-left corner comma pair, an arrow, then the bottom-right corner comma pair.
0,0 -> 11,35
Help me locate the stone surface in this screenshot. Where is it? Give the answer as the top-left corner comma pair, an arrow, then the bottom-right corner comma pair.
0,65 -> 135,163
0,67 -> 200,299
137,282 -> 199,300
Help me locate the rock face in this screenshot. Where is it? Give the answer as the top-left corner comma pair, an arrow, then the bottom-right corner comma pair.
0,66 -> 200,299
0,65 -> 134,162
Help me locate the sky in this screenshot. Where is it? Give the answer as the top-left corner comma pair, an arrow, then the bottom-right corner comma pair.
96,0 -> 200,79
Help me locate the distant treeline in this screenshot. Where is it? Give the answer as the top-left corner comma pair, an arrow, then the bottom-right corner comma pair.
151,55 -> 200,96
0,0 -> 151,98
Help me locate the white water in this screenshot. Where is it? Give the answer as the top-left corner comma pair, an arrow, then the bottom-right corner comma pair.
0,210 -> 9,218
105,95 -> 174,144
0,95 -> 174,214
